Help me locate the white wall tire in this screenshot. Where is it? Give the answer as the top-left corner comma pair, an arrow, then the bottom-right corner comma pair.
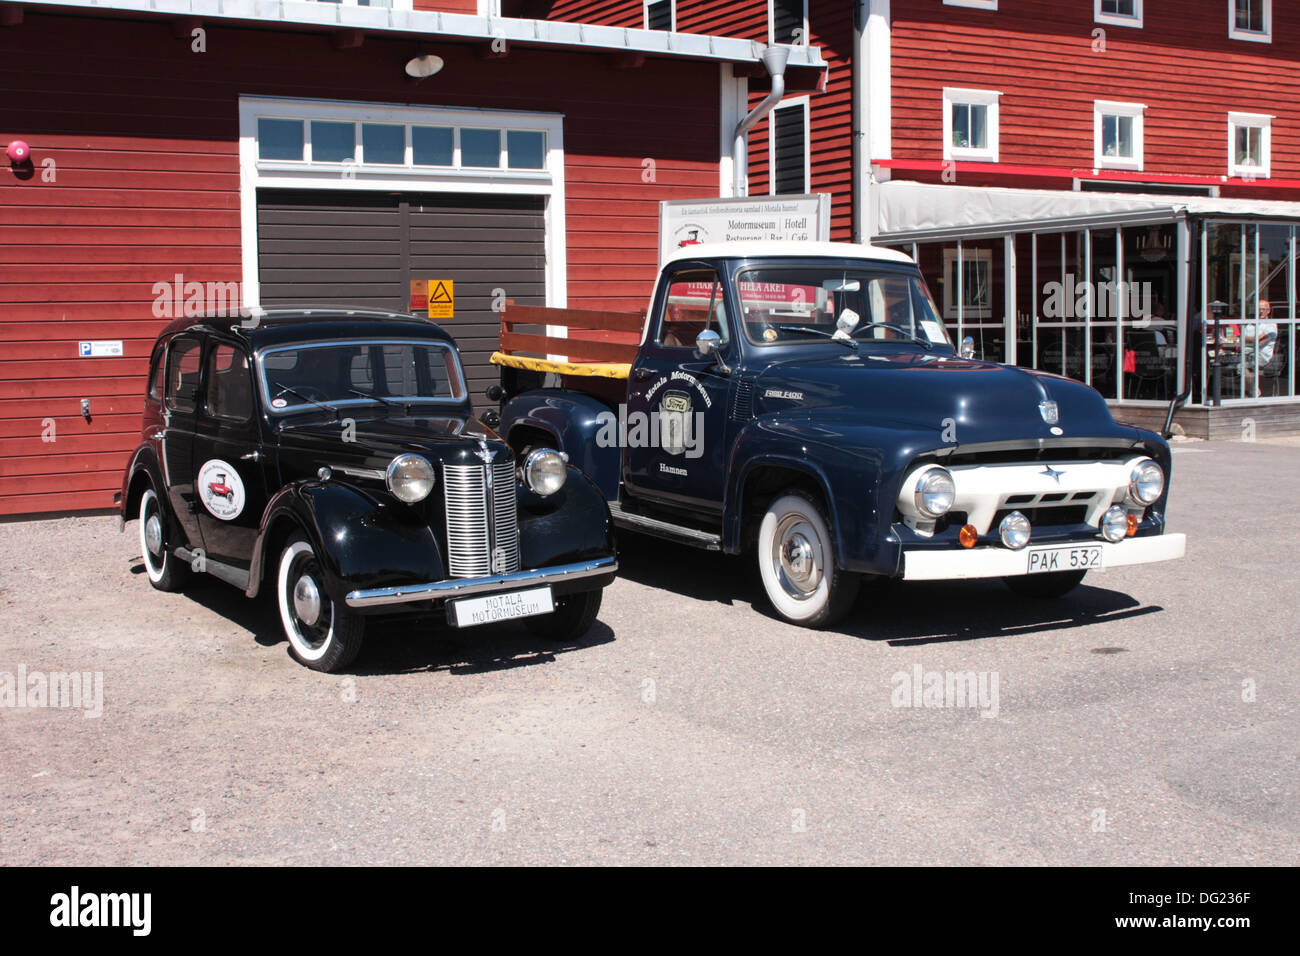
276,534 -> 365,672
138,487 -> 188,592
757,491 -> 859,628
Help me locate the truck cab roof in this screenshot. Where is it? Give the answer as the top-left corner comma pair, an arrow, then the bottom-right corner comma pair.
663,240 -> 916,268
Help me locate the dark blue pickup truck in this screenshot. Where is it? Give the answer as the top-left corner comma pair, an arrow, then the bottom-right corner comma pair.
492,241 -> 1185,627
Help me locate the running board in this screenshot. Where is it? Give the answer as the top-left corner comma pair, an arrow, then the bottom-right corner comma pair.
175,546 -> 251,591
608,502 -> 722,550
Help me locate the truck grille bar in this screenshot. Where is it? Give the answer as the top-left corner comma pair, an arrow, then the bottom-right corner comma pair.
443,460 -> 521,578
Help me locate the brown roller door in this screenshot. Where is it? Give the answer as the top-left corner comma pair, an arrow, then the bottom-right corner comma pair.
257,190 -> 546,409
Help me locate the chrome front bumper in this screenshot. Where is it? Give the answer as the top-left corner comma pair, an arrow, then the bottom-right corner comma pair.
344,556 -> 618,609
902,533 -> 1186,581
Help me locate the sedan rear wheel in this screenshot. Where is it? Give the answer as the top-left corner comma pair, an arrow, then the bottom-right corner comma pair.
138,487 -> 189,592
277,533 -> 365,672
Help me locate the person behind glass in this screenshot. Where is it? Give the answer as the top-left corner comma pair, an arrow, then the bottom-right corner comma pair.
1242,299 -> 1279,397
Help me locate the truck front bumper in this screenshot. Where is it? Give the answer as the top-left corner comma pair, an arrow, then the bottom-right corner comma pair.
901,533 -> 1185,581
344,555 -> 618,609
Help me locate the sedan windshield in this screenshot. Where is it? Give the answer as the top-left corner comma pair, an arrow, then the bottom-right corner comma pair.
735,267 -> 952,349
258,339 -> 466,413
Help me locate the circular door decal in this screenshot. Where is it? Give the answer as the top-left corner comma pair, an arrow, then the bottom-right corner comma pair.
197,459 -> 246,521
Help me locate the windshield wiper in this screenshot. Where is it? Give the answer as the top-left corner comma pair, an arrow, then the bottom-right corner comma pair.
271,382 -> 339,420
346,387 -> 404,412
777,325 -> 858,351
854,322 -> 933,350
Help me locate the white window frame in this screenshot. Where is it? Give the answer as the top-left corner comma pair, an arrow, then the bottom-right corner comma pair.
1229,0 -> 1271,42
1094,0 -> 1142,28
238,96 -> 566,309
942,88 -> 1000,163
1093,100 -> 1146,171
942,248 -> 993,320
644,0 -> 676,32
943,0 -> 997,10
1228,112 -> 1272,178
768,96 -> 811,194
768,0 -> 809,46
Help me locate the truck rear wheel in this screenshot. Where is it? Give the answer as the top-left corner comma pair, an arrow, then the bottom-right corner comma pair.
757,491 -> 859,628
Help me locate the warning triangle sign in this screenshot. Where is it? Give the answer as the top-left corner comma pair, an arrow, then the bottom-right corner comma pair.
430,281 -> 453,303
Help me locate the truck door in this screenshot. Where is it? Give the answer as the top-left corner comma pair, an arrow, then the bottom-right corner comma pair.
191,340 -> 267,579
623,264 -> 736,516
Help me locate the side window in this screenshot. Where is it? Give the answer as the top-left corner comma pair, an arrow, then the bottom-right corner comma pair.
205,343 -> 254,421
148,342 -> 166,400
165,337 -> 202,412
657,268 -> 731,350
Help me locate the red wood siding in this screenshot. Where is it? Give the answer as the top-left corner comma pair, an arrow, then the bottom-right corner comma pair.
892,0 -> 1300,184
0,11 -> 720,515
414,0 -> 479,11
542,0 -> 642,28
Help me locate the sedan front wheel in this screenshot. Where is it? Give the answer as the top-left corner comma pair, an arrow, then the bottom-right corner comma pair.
276,533 -> 366,672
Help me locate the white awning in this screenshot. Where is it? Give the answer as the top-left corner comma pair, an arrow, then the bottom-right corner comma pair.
876,180 -> 1300,242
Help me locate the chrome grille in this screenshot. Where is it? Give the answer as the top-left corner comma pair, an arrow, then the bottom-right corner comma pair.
443,459 -> 521,578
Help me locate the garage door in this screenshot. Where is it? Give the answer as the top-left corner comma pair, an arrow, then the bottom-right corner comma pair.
256,190 -> 546,409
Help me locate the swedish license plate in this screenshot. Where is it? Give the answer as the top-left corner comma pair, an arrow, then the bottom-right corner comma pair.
1026,545 -> 1103,574
449,586 -> 553,627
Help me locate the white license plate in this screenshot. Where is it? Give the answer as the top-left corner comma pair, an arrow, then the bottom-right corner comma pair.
449,586 -> 554,628
1026,545 -> 1103,574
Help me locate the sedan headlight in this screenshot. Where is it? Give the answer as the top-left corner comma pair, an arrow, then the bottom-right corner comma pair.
386,454 -> 436,503
523,448 -> 567,496
914,467 -> 956,518
1128,459 -> 1164,505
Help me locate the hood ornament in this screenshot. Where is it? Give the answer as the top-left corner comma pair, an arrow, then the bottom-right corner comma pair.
1041,466 -> 1065,484
474,439 -> 497,464
1038,400 -> 1059,425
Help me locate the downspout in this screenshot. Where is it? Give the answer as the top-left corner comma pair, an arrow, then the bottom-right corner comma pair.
852,0 -> 865,242
732,44 -> 790,198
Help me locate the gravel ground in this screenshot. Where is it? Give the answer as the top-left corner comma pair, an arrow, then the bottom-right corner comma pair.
1,439 -> 1296,866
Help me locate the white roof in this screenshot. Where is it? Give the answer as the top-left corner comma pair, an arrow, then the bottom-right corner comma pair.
664,240 -> 915,266
877,180 -> 1300,241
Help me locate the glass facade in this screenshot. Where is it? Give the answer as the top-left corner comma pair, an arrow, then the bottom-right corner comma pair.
886,216 -> 1299,407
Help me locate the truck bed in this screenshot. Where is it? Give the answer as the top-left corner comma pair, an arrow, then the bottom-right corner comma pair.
491,303 -> 643,383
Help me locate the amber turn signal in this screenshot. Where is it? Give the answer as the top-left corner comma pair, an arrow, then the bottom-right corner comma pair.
959,524 -> 978,548
1126,513 -> 1138,537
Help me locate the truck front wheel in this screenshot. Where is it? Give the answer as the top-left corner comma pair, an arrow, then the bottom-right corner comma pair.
757,491 -> 859,628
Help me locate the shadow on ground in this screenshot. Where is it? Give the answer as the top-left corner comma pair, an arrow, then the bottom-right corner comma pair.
130,557 -> 616,675
613,531 -> 1165,647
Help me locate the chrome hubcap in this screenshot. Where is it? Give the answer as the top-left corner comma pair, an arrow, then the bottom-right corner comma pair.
144,514 -> 163,557
774,516 -> 822,599
293,575 -> 322,627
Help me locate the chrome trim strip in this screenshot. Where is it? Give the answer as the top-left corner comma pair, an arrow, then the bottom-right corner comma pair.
330,464 -> 386,480
344,556 -> 618,608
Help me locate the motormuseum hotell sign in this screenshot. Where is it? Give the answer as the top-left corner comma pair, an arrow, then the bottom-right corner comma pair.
658,194 -> 831,265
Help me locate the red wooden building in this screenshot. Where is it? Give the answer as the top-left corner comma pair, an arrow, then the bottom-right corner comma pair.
0,0 -> 825,515
522,0 -> 1300,435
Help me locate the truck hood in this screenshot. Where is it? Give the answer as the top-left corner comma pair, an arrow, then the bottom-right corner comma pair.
750,350 -> 1127,442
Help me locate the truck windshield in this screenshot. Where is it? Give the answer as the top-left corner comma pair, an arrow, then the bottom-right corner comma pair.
735,267 -> 952,349
257,339 -> 466,413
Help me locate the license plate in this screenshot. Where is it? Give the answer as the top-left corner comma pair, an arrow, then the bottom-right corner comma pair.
1026,545 -> 1103,574
448,586 -> 554,628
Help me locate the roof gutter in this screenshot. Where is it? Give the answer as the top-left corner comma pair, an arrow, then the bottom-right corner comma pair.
732,44 -> 789,198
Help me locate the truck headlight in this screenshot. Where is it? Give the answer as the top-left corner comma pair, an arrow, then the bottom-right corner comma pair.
1128,459 -> 1164,505
523,448 -> 567,496
386,454 -> 435,503
914,467 -> 956,518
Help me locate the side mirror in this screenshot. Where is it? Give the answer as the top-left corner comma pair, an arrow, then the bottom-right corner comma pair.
960,335 -> 977,359
695,329 -> 730,376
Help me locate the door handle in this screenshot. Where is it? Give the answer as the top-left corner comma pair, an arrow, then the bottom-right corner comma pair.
240,451 -> 260,461
632,366 -> 655,381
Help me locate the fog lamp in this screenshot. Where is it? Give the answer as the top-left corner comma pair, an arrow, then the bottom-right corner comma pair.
959,524 -> 978,548
999,511 -> 1031,550
1100,506 -> 1129,543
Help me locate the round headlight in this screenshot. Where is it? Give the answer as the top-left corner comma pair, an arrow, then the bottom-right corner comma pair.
1128,459 -> 1164,505
914,467 -> 956,518
386,454 -> 435,504
1100,505 -> 1129,543
523,448 -> 567,496
999,511 -> 1031,550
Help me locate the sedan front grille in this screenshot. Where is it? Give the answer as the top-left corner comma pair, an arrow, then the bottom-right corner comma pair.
443,460 -> 521,578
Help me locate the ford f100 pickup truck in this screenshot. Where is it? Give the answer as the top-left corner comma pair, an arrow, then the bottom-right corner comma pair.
489,241 -> 1185,628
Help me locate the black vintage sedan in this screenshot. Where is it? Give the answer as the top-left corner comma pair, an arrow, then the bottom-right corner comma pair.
117,308 -> 617,671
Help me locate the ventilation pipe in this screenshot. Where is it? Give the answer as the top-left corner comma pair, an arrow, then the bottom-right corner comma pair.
732,44 -> 790,198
